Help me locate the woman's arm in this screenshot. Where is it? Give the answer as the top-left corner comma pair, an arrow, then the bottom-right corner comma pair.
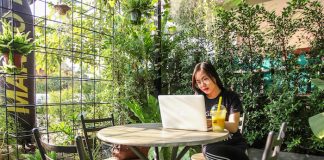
225,112 -> 240,133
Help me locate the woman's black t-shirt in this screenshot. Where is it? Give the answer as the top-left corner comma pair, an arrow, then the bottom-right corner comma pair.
203,90 -> 247,150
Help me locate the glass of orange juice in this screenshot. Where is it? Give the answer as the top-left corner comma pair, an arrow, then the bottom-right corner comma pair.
211,105 -> 227,132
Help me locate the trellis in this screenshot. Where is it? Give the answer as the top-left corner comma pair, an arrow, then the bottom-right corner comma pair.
0,0 -> 117,159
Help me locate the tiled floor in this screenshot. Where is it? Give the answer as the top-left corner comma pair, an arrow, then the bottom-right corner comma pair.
248,148 -> 324,160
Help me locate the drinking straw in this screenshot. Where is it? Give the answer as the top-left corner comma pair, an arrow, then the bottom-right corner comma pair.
217,96 -> 222,111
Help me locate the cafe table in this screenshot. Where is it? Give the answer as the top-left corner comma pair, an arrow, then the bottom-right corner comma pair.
97,123 -> 229,160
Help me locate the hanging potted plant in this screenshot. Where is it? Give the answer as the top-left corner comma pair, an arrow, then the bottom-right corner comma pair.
0,21 -> 34,74
122,0 -> 155,24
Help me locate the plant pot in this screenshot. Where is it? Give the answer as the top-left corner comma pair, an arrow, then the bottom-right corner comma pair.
112,145 -> 150,160
130,10 -> 142,24
1,52 -> 23,74
2,52 -> 22,68
54,4 -> 71,15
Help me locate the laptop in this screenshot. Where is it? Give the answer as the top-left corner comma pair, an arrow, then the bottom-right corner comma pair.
158,95 -> 208,131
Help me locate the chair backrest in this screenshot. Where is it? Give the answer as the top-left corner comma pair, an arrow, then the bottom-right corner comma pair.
80,114 -> 115,160
32,128 -> 77,160
262,122 -> 287,160
76,135 -> 90,160
239,113 -> 245,134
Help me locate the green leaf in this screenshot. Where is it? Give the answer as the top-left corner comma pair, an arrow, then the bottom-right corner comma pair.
124,95 -> 160,123
309,112 -> 324,139
124,100 -> 146,122
168,26 -> 176,34
311,78 -> 324,90
108,0 -> 116,7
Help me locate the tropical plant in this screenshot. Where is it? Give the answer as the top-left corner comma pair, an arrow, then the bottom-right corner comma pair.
0,20 -> 33,73
123,94 -> 160,123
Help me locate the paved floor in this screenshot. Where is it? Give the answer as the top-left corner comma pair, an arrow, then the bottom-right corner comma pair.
248,148 -> 324,160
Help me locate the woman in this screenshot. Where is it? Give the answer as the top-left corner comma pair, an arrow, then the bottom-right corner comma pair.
192,62 -> 249,160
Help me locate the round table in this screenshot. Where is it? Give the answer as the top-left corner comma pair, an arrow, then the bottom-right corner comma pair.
97,123 -> 228,160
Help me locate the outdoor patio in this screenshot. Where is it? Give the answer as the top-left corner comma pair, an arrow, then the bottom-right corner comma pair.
0,0 -> 323,159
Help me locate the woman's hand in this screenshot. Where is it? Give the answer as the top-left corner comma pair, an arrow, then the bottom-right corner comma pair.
225,112 -> 240,133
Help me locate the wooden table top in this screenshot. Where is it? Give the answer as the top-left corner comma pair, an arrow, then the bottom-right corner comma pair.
97,123 -> 229,147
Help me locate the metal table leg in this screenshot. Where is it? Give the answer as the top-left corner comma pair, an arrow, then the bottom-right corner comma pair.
171,146 -> 179,160
175,146 -> 190,160
154,147 -> 159,160
129,146 -> 149,160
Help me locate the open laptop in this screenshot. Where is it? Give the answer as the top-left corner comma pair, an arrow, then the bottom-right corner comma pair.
158,95 -> 208,131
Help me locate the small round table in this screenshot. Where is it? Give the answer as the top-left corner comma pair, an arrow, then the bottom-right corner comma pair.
97,123 -> 228,160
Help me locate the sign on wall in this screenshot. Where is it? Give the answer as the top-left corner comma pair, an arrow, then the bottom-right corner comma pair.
0,0 -> 35,144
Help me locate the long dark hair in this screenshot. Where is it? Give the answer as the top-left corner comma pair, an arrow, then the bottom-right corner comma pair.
192,62 -> 225,94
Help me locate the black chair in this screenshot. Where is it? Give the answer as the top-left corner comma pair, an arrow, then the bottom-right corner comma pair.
76,135 -> 90,160
32,128 -> 77,160
262,122 -> 287,160
76,135 -> 119,160
80,114 -> 115,160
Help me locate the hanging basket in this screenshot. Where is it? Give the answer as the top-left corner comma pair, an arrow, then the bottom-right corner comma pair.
130,10 -> 142,24
54,4 -> 71,15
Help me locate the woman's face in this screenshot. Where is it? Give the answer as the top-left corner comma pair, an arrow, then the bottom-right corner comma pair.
195,70 -> 219,98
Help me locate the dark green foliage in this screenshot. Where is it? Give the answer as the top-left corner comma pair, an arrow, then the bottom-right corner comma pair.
172,0 -> 324,154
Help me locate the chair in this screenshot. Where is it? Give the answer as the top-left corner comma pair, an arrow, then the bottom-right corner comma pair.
76,135 -> 90,160
261,122 -> 287,160
191,113 -> 246,160
80,114 -> 115,160
239,113 -> 246,134
32,128 -> 78,160
76,135 -> 118,160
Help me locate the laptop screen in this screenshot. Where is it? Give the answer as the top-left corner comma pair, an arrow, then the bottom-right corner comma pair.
158,95 -> 208,131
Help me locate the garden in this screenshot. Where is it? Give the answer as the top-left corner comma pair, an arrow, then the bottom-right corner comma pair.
0,0 -> 323,159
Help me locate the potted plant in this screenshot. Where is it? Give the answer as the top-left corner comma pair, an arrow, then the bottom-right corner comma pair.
53,3 -> 71,15
122,0 -> 155,24
0,21 -> 33,74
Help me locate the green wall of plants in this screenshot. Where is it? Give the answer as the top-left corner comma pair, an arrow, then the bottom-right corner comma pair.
108,0 -> 323,155
1,0 -> 322,158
